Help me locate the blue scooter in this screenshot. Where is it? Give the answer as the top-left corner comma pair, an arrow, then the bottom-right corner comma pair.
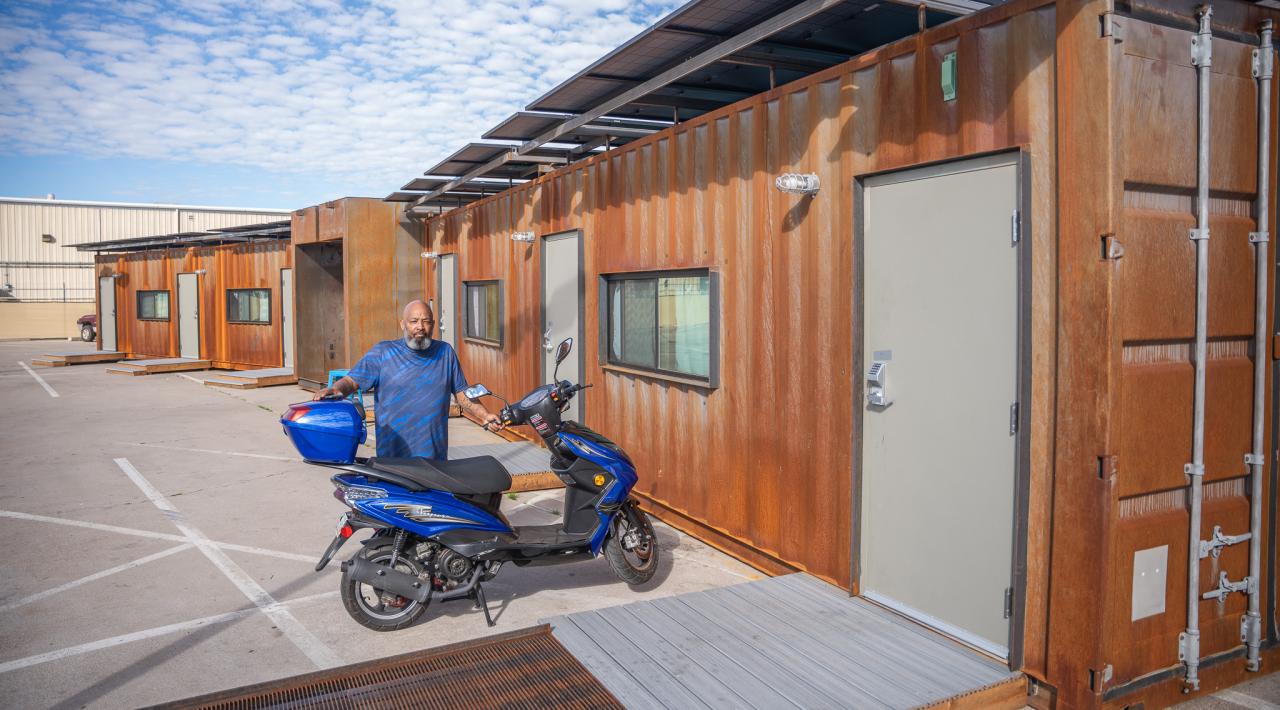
280,337 -> 659,630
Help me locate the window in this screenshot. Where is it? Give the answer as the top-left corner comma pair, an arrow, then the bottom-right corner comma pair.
603,270 -> 717,384
227,288 -> 271,324
136,290 -> 169,321
464,281 -> 502,344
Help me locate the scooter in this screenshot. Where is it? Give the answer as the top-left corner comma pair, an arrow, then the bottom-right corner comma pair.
279,337 -> 659,630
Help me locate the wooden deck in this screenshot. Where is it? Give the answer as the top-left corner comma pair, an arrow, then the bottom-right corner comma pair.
106,358 -> 212,376
546,574 -> 1025,710
31,350 -> 126,367
451,442 -> 561,492
203,367 -> 297,389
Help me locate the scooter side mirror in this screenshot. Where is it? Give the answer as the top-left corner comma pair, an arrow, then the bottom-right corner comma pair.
555,337 -> 573,365
464,384 -> 490,400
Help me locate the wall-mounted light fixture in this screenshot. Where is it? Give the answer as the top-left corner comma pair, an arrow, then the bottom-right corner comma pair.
510,231 -> 535,243
193,269 -> 207,275
421,251 -> 439,259
775,173 -> 821,197
41,234 -> 55,243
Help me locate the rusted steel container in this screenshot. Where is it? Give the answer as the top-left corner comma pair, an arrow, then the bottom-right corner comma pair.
94,240 -> 292,369
414,0 -> 1278,706
291,198 -> 424,387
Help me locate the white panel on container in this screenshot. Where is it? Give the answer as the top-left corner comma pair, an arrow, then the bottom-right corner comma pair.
1132,545 -> 1168,621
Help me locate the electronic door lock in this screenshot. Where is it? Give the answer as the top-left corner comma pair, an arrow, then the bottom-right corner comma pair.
866,361 -> 892,407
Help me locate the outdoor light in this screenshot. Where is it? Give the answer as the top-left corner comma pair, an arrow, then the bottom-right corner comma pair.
421,251 -> 439,259
775,173 -> 821,196
41,233 -> 55,243
510,231 -> 535,243
193,269 -> 207,275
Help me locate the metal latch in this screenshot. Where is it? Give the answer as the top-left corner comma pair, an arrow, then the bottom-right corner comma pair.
1202,572 -> 1253,602
866,361 -> 892,407
1198,525 -> 1251,559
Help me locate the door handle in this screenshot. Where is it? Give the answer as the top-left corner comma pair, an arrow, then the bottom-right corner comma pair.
543,324 -> 554,352
866,361 -> 892,407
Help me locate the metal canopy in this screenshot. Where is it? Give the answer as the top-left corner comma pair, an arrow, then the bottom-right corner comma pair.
75,220 -> 291,253
402,0 -> 1000,212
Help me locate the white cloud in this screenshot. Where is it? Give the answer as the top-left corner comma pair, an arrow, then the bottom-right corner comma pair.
0,0 -> 684,198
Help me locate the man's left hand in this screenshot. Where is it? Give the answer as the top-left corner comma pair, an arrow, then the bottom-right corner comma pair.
482,413 -> 503,432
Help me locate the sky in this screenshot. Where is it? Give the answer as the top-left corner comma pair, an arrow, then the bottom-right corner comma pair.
0,0 -> 684,210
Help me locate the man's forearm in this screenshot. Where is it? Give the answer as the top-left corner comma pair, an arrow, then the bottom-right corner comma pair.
455,392 -> 495,422
331,376 -> 358,396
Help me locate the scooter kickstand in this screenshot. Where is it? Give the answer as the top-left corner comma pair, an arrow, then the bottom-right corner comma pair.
473,582 -> 495,627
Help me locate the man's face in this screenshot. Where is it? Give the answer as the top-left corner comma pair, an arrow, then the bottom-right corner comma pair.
402,305 -> 434,350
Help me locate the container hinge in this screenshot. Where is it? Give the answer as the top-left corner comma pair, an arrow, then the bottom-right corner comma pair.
1184,462 -> 1205,477
1202,572 -> 1253,601
1189,228 -> 1210,242
1198,525 -> 1252,559
1101,12 -> 1124,42
1101,234 -> 1125,260
1003,587 -> 1013,619
1254,46 -> 1275,80
1245,452 -> 1265,467
1011,210 -> 1021,246
1088,664 -> 1113,692
1009,402 -> 1019,435
1191,33 -> 1213,68
1250,231 -> 1270,244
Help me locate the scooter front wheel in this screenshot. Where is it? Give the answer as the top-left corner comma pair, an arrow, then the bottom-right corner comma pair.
605,507 -> 660,586
340,542 -> 428,631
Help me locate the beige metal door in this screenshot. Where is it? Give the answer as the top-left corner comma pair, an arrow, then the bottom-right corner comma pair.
177,273 -> 199,360
281,268 -> 294,368
542,231 -> 582,420
98,276 -> 117,352
859,153 -> 1022,659
437,255 -> 457,348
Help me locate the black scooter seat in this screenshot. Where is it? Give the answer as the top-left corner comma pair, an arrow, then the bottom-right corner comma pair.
367,456 -> 512,495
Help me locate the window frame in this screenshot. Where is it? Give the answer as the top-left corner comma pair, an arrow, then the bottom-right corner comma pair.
135,290 -> 170,322
462,279 -> 503,346
597,268 -> 719,388
225,287 -> 272,325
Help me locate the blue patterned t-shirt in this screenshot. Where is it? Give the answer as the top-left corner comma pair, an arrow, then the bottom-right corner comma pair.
347,339 -> 468,459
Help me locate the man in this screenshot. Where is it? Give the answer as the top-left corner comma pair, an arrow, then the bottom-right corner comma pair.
314,300 -> 500,459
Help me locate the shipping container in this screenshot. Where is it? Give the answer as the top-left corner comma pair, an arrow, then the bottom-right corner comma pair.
414,0 -> 1280,706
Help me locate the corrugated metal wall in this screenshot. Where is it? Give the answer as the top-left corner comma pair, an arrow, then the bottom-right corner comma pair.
423,0 -> 1059,600
0,199 -> 286,302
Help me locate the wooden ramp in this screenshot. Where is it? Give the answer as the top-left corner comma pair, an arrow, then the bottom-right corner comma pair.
203,367 -> 297,389
106,358 -> 212,376
546,573 -> 1027,710
31,350 -> 125,367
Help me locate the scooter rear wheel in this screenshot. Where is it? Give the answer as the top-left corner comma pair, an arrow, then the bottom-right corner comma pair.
605,508 -> 660,586
340,542 -> 428,631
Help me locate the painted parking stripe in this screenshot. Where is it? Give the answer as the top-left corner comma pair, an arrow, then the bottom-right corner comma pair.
0,590 -> 339,675
113,458 -> 342,670
18,361 -> 59,398
0,510 -> 319,564
1215,689 -> 1280,710
0,544 -> 192,613
127,441 -> 296,461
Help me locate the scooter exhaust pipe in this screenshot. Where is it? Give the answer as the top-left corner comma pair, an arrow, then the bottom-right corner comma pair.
342,556 -> 485,604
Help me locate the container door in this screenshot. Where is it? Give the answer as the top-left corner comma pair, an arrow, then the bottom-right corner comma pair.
98,276 -> 117,352
176,273 -> 199,360
859,153 -> 1022,659
281,268 -> 294,368
542,231 -> 582,420
437,254 -> 457,348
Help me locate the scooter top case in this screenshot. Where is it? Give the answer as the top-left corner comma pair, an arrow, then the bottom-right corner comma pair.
281,399 -> 366,464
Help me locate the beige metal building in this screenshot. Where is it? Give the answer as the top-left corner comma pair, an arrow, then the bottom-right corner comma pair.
0,196 -> 288,338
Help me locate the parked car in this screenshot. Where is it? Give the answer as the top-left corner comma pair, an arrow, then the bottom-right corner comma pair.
77,313 -> 96,342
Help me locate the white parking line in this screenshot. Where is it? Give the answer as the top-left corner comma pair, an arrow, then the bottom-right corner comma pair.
126,441 -> 296,461
113,458 -> 342,670
18,361 -> 59,398
0,590 -> 339,675
1215,689 -> 1280,710
0,510 -> 319,564
0,544 -> 193,613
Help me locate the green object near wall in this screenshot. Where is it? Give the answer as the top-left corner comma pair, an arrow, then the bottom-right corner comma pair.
941,51 -> 957,102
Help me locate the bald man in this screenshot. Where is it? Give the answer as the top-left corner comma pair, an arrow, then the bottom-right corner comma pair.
315,300 -> 500,459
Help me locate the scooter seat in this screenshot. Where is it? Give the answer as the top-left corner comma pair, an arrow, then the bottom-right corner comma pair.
367,455 -> 512,495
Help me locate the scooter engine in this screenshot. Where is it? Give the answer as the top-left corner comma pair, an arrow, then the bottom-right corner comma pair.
437,548 -> 474,583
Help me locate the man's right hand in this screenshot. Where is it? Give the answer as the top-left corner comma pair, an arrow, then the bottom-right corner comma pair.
313,387 -> 337,401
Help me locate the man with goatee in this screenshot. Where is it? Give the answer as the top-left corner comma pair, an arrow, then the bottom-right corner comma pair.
314,299 -> 501,459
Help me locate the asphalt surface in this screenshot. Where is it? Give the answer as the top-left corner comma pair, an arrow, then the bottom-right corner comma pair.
0,340 -> 760,708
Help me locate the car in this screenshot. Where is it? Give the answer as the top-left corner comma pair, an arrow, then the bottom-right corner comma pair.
77,313 -> 96,342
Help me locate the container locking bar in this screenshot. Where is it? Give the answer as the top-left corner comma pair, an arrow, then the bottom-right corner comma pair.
1199,525 -> 1252,559
1201,571 -> 1253,602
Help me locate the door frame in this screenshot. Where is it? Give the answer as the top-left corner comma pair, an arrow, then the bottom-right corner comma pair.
436,253 -> 458,348
280,267 -> 294,368
849,148 -> 1032,668
98,275 -> 118,352
539,229 -> 586,420
175,272 -> 200,360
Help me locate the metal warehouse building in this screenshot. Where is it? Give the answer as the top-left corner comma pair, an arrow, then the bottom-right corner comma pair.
0,196 -> 287,339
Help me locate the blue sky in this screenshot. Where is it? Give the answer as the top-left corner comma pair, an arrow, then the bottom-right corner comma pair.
0,0 -> 682,210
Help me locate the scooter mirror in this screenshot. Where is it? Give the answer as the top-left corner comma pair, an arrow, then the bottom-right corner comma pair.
555,337 -> 573,366
464,384 -> 490,400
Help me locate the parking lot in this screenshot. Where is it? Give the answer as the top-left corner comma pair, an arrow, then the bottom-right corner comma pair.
0,340 -> 759,708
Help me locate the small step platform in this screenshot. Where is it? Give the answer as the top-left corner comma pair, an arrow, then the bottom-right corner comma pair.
106,358 -> 212,376
32,350 -> 126,367
202,367 -> 297,389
